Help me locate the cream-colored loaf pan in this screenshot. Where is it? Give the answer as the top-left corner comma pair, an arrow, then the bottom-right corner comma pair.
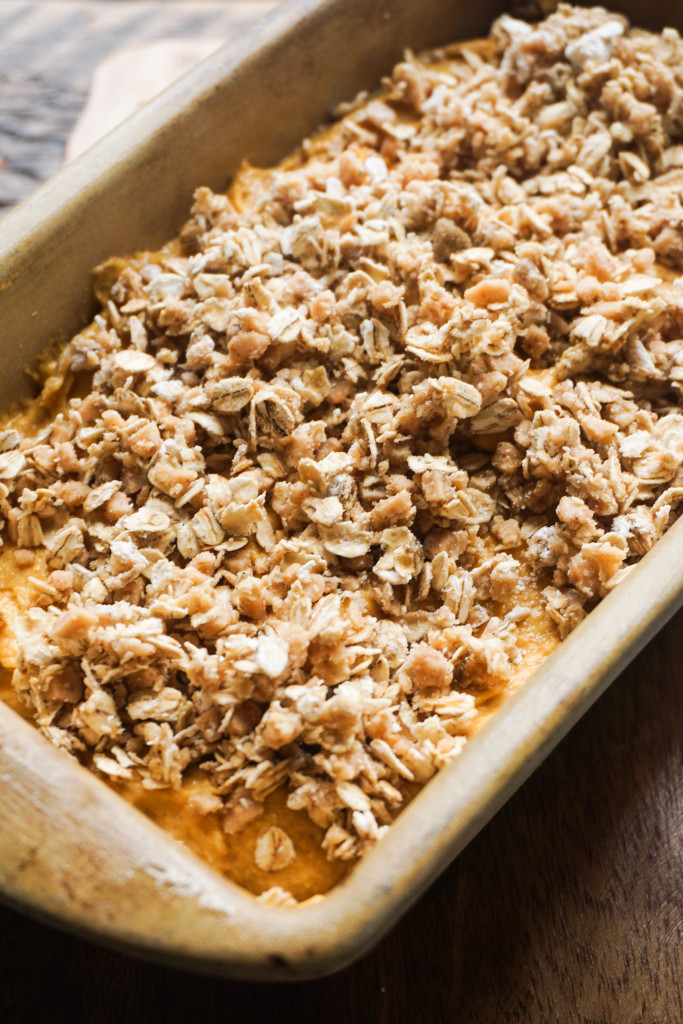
0,0 -> 680,980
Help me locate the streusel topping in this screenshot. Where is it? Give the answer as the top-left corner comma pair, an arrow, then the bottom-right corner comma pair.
4,4 -> 683,882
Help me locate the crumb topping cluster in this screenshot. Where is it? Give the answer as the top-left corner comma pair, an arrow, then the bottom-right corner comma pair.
5,4 -> 683,871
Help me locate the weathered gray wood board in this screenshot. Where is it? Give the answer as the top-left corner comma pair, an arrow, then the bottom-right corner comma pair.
0,1 -> 273,209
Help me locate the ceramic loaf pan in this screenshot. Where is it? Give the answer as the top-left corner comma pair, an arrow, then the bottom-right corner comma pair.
0,0 -> 680,980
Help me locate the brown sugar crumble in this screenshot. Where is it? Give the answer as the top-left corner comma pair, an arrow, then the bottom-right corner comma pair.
3,3 -> 683,900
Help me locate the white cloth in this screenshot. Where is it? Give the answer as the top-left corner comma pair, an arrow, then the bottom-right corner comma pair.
65,38 -> 223,161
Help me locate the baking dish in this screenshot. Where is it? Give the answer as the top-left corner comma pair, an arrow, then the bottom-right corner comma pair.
0,0 -> 681,980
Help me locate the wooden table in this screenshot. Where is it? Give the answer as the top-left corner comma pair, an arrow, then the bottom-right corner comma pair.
0,4 -> 681,1020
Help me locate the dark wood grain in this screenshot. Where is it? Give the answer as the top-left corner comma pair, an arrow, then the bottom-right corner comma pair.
0,3 -> 681,1020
